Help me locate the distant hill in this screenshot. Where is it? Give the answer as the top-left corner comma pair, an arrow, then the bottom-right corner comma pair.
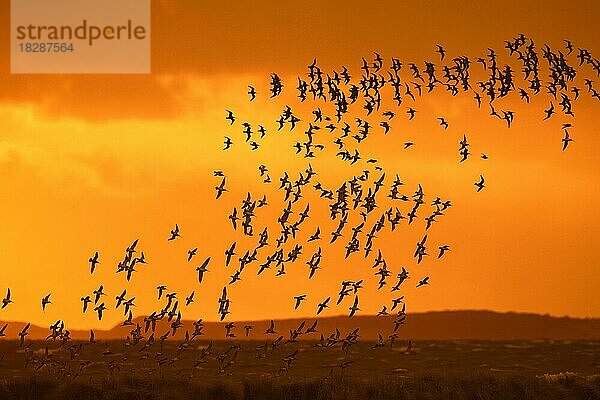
1,310 -> 599,341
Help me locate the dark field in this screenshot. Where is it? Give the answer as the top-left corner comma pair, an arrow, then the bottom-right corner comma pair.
0,340 -> 598,399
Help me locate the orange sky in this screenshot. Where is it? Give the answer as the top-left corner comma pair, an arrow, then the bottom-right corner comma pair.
0,0 -> 598,330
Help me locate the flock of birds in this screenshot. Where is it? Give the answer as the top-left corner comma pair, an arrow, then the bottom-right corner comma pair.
0,35 -> 594,380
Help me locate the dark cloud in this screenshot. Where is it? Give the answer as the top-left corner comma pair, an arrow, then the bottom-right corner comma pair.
0,0 -> 598,120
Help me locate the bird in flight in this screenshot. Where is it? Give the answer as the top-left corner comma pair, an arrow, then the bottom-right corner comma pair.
2,289 -> 12,309
391,296 -> 405,312
348,296 -> 360,317
218,287 -> 230,321
168,224 -> 181,241
115,289 -> 127,309
474,175 -> 485,192
437,117 -> 449,129
317,297 -> 331,315
81,296 -> 91,312
435,44 -> 446,61
196,257 -> 211,283
225,110 -> 235,125
157,285 -> 167,300
185,291 -> 195,306
187,248 -> 198,262
89,252 -> 100,274
223,136 -> 233,150
225,242 -> 236,267
543,102 -> 555,120
229,208 -> 239,230
41,293 -> 51,311
438,245 -> 450,258
562,130 -> 574,151
215,178 -> 227,199
564,39 -> 573,55
248,86 -> 256,101
94,303 -> 107,320
416,276 -> 430,288
293,294 -> 307,309
18,323 -> 30,347
93,285 -> 105,304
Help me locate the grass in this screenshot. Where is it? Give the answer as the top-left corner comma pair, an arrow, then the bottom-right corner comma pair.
0,340 -> 598,399
0,373 -> 598,400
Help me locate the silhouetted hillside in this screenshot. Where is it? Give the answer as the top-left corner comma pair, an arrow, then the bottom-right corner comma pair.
1,310 -> 599,341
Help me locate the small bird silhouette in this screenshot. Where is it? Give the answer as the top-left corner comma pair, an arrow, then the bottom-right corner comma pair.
2,289 -> 12,309
562,130 -> 574,151
474,175 -> 485,192
41,294 -> 51,311
89,252 -> 100,274
437,117 -> 449,129
168,224 -> 181,241
416,276 -> 430,288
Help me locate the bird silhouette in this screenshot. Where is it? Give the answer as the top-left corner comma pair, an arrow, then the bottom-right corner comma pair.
2,289 -> 12,309
474,175 -> 485,192
562,130 -> 574,151
89,252 -> 100,274
294,294 -> 307,309
225,110 -> 235,125
168,224 -> 181,241
41,294 -> 51,311
416,276 -> 430,288
317,297 -> 331,314
215,178 -> 227,199
437,117 -> 449,129
248,86 -> 256,101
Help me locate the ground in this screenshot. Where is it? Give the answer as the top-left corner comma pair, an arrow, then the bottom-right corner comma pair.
0,340 -> 598,399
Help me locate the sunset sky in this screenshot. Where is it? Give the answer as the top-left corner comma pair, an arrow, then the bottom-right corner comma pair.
0,0 -> 598,330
